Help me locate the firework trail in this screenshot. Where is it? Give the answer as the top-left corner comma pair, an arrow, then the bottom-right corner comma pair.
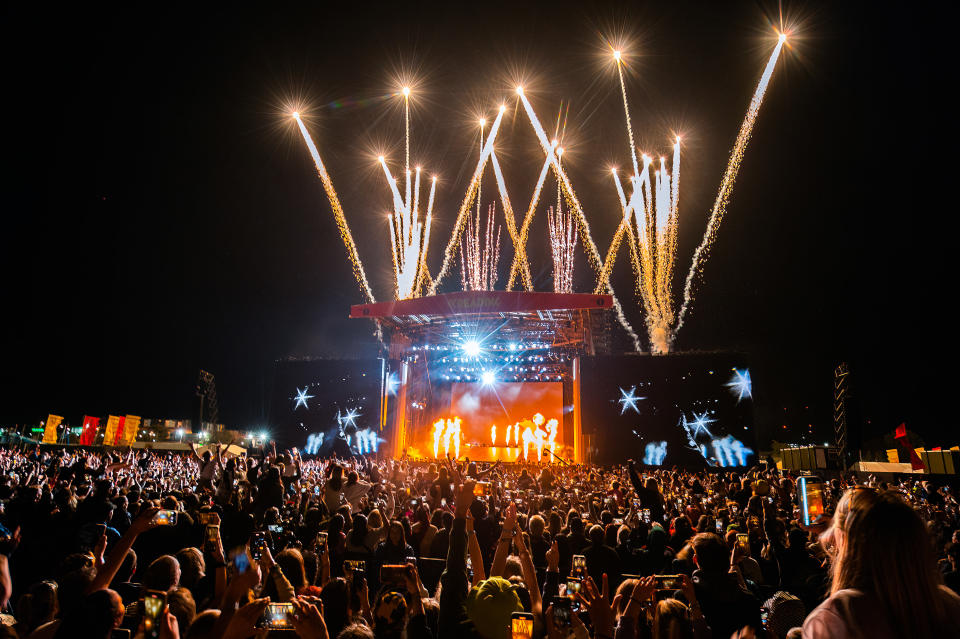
614,52 -> 641,178
507,151 -> 554,291
676,35 -> 786,331
516,90 -> 642,351
547,203 -> 575,293
490,150 -> 531,291
414,176 -> 437,296
429,105 -> 506,294
293,114 -> 376,304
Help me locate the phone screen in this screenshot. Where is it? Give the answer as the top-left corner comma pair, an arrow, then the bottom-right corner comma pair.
153,510 -> 177,526
737,533 -> 750,554
551,597 -> 572,627
715,519 -> 724,533
511,613 -> 534,639
799,476 -> 825,526
259,602 -> 295,629
143,591 -> 165,637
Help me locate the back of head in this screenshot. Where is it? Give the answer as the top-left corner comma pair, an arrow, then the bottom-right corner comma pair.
175,547 -> 205,588
143,555 -> 180,592
652,599 -> 694,639
276,548 -> 307,590
184,609 -> 220,639
529,514 -> 545,537
320,578 -> 351,638
589,524 -> 605,546
690,533 -> 728,574
834,490 -> 951,637
464,576 -> 524,639
167,587 -> 196,636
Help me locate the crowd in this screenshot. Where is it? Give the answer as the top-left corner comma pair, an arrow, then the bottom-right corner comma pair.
0,442 -> 959,639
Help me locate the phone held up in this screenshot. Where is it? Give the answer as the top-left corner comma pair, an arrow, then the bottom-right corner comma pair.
798,475 -> 826,527
143,589 -> 166,639
511,611 -> 535,639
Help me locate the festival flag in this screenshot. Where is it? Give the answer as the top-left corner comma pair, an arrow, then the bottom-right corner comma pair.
894,422 -> 925,471
80,415 -> 100,445
41,414 -> 63,444
102,415 -> 122,446
119,414 -> 140,445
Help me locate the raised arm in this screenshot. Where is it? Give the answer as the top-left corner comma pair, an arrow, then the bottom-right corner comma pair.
87,506 -> 160,593
512,520 -> 542,614
491,502 -> 517,577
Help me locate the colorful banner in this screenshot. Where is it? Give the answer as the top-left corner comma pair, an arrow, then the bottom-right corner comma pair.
102,415 -> 122,446
42,414 -> 63,444
119,414 -> 140,445
80,415 -> 100,446
895,422 -> 925,471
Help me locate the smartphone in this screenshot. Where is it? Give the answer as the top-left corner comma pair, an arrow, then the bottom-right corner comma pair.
737,533 -> 750,554
380,564 -> 408,588
511,611 -> 535,639
143,590 -> 166,638
257,602 -> 295,630
653,574 -> 682,590
410,499 -> 418,507
204,525 -> 219,551
317,531 -> 328,553
345,559 -> 366,575
798,476 -> 826,526
641,508 -> 651,523
152,510 -> 177,526
631,498 -> 641,510
474,481 -> 491,496
198,512 -> 213,525
571,555 -> 586,578
715,519 -> 724,533
250,532 -> 267,560
94,523 -> 106,538
565,578 -> 582,598
552,596 -> 572,627
612,518 -> 623,525
267,524 -> 283,534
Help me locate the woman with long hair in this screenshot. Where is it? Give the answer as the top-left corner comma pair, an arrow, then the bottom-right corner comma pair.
803,488 -> 960,638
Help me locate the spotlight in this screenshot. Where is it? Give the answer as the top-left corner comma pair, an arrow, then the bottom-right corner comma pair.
402,86 -> 411,97
463,340 -> 481,357
516,86 -> 524,96
613,50 -> 622,62
292,111 -> 300,119
481,371 -> 496,386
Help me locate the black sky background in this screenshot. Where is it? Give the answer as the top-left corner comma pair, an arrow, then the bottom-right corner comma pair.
2,1 -> 954,449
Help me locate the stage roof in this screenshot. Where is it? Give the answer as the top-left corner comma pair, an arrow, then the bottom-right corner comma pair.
350,291 -> 612,323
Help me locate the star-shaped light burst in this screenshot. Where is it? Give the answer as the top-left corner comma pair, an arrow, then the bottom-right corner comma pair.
293,387 -> 314,410
688,411 -> 716,438
725,368 -> 753,403
338,407 -> 361,428
618,386 -> 645,415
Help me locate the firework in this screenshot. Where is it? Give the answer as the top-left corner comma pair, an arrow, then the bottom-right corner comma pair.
461,203 -> 501,291
600,36 -> 786,352
293,114 -> 376,304
429,106 -> 507,294
506,151 -> 554,291
676,34 -> 787,331
516,90 -> 643,351
547,150 -> 575,293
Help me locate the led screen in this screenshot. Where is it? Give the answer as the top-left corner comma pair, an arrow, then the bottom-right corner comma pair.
269,358 -> 383,454
450,381 -> 563,443
580,353 -> 756,468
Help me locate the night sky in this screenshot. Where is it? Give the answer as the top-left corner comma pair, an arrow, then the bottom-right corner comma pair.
2,2 -> 952,449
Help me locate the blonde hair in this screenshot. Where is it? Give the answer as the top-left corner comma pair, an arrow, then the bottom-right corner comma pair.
652,599 -> 693,639
829,489 -> 951,637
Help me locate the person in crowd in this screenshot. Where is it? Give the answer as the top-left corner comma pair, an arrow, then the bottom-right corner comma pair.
0,444 -> 959,639
803,488 -> 960,638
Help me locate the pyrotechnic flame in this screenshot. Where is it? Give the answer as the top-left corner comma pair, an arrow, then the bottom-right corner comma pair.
432,417 -> 462,458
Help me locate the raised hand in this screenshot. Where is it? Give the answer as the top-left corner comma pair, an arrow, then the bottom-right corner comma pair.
576,574 -> 615,638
